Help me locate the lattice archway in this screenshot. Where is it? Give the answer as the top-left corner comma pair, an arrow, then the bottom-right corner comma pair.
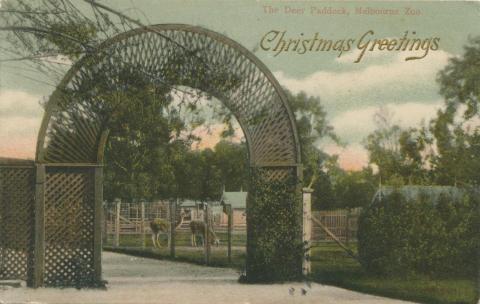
30,24 -> 302,286
36,24 -> 300,166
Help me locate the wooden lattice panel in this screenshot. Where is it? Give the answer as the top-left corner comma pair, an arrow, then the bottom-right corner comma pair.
0,166 -> 35,281
255,167 -> 296,183
44,167 -> 95,287
38,25 -> 300,167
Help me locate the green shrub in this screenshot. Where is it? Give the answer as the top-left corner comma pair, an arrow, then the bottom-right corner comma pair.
358,187 -> 480,277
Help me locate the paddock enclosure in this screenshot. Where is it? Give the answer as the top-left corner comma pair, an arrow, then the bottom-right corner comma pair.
102,200 -> 360,273
103,201 -> 360,249
0,24 -> 303,287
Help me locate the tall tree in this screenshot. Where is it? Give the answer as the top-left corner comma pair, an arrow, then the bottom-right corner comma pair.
429,37 -> 480,186
364,107 -> 403,183
283,90 -> 339,188
364,107 -> 430,185
312,155 -> 376,210
213,140 -> 248,192
102,75 -> 201,202
363,37 -> 480,187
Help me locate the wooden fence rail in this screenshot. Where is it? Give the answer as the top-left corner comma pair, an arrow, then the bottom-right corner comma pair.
103,201 -> 361,249
311,208 -> 361,244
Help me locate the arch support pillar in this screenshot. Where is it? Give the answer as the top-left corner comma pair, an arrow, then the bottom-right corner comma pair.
33,164 -> 45,288
93,166 -> 103,284
246,164 -> 303,282
35,164 -> 103,288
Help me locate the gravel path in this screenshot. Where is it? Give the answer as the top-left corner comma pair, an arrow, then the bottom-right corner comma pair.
0,251 -> 416,304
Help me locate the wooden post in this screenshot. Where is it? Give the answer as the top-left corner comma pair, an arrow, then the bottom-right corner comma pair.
166,202 -> 171,249
115,199 -> 121,247
93,166 -> 103,283
227,204 -> 233,263
102,202 -> 108,245
170,200 -> 176,258
345,209 -> 350,247
141,200 -> 146,249
204,203 -> 210,265
33,164 -> 46,288
302,188 -> 313,276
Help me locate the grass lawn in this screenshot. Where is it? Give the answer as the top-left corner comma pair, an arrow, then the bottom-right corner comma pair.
104,235 -> 478,304
105,231 -> 246,248
104,245 -> 246,271
104,232 -> 246,270
309,243 -> 478,304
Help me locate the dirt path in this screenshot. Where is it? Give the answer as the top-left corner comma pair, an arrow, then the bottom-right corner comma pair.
0,252 -> 416,304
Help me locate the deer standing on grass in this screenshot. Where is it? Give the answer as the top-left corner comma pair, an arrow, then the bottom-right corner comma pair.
190,220 -> 220,247
150,208 -> 186,248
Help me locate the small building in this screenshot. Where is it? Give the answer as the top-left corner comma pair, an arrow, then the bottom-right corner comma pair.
219,190 -> 247,227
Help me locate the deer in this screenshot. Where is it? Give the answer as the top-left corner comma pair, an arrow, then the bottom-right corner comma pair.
189,220 -> 220,247
149,208 -> 186,248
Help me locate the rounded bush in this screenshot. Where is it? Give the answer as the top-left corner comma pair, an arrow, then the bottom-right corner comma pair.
358,186 -> 479,277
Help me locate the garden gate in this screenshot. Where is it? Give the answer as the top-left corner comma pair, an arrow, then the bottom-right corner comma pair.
0,24 -> 302,287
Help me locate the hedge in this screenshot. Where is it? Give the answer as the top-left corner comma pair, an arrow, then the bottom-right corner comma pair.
358,186 -> 480,277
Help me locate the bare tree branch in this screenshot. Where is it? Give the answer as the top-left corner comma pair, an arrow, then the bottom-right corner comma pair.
0,26 -> 94,51
0,9 -> 65,15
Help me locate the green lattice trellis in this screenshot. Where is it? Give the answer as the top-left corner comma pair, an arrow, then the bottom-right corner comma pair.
1,24 -> 302,287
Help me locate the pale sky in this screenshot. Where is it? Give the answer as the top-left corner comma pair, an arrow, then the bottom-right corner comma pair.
1,0 -> 480,170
